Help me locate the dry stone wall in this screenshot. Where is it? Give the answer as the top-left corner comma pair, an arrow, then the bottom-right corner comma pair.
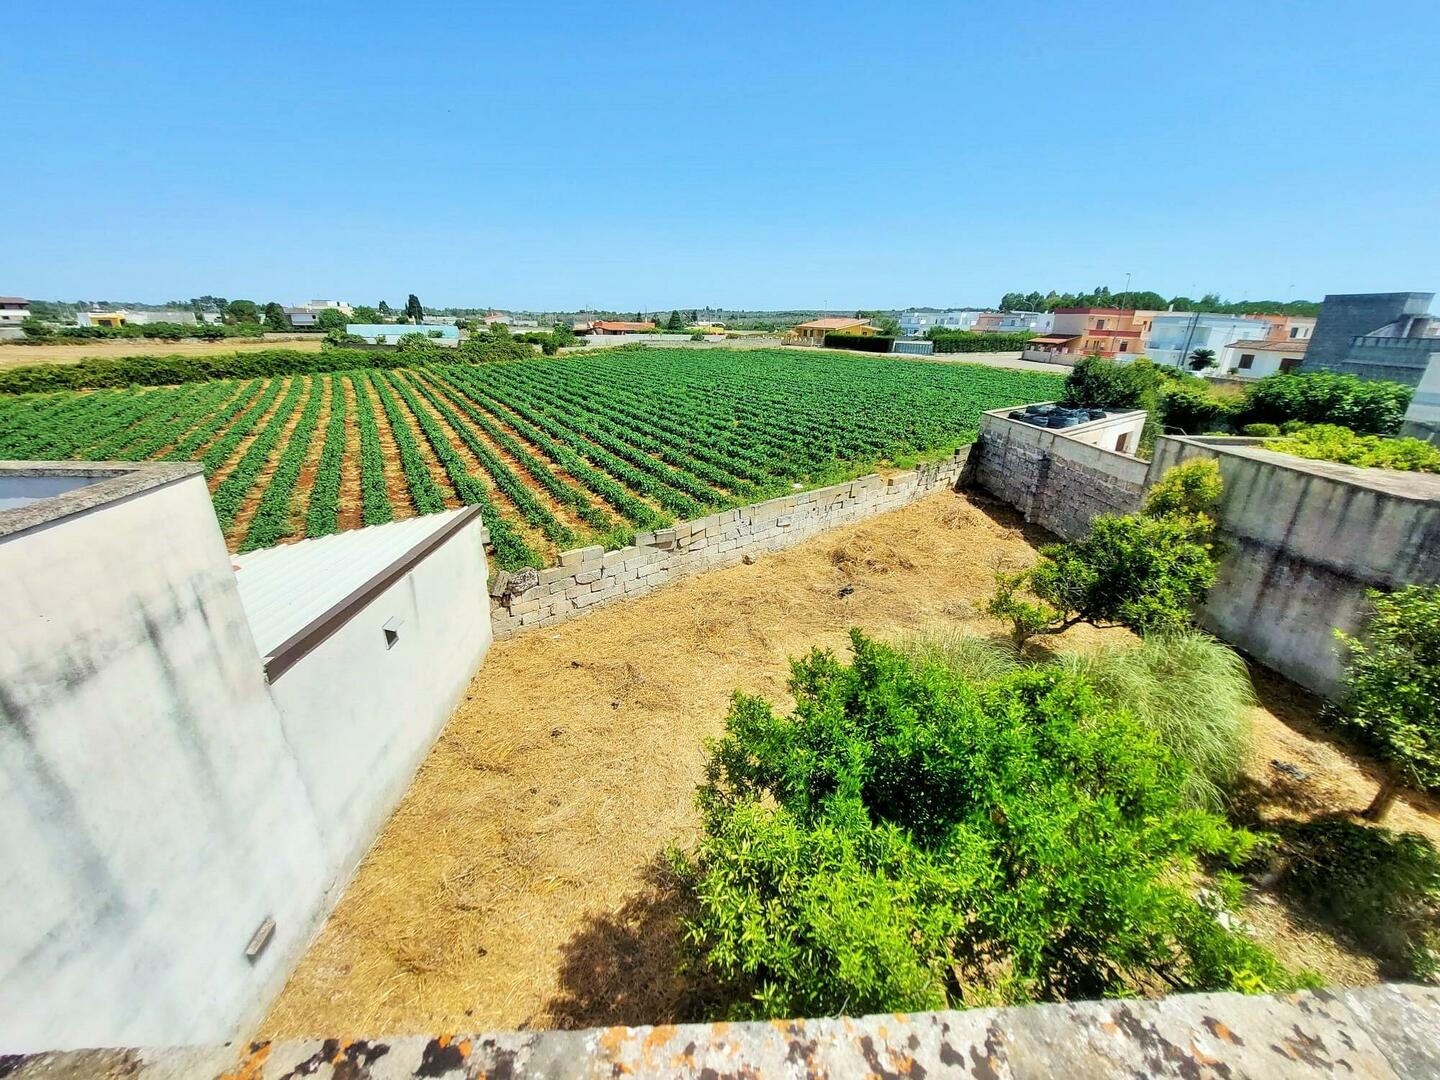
490,453 -> 969,636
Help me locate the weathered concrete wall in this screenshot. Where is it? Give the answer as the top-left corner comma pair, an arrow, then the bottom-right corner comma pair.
260,518 -> 493,882
8,984 -> 1440,1078
0,468 -> 331,1052
491,454 -> 969,636
972,408 -> 1148,539
1148,437 -> 1440,697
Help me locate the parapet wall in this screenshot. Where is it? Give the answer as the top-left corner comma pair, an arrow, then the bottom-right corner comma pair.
490,453 -> 969,636
10,984 -> 1439,1078
972,407 -> 1149,538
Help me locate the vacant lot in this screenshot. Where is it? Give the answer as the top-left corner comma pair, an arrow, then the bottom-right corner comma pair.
258,490 -> 1437,1039
0,336 -> 323,366
0,349 -> 1063,564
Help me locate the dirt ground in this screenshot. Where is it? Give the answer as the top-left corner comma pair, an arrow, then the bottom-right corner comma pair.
0,335 -> 323,367
258,489 -> 1435,1039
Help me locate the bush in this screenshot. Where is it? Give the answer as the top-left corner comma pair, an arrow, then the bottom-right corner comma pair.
1052,632 -> 1251,810
1242,423 -> 1280,437
822,333 -> 893,353
1264,424 -> 1440,473
674,631 -> 1305,1018
988,460 -> 1222,648
895,629 -> 1022,684
1062,355 -> 1160,413
1237,372 -> 1412,436
1160,378 -> 1237,434
1275,818 -> 1440,979
1334,585 -> 1440,820
690,331 -> 707,341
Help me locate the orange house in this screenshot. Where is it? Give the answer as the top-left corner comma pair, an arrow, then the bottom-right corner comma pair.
1028,308 -> 1146,359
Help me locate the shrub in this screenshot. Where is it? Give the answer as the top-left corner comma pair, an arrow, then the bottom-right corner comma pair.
1333,586 -> 1440,820
1160,379 -> 1237,434
1275,818 -> 1440,979
987,460 -> 1222,649
690,331 -> 707,341
1052,632 -> 1251,810
1264,424 -> 1440,474
1242,423 -> 1280,437
1062,354 -> 1160,413
895,629 -> 1022,684
1237,372 -> 1412,435
822,333 -> 893,353
674,631 -> 1305,1018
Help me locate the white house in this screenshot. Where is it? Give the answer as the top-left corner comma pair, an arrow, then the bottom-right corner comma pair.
0,296 -> 30,325
1145,313 -> 1272,369
1218,337 -> 1306,379
898,309 -> 983,337
284,307 -> 320,328
307,299 -> 353,316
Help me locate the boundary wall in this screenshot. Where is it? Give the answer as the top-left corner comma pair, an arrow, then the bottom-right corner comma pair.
491,453 -> 969,636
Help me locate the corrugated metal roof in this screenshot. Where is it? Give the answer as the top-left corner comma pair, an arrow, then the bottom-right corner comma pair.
232,508 -> 478,660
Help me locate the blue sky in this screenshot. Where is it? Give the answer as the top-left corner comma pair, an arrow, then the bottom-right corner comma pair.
3,0 -> 1435,310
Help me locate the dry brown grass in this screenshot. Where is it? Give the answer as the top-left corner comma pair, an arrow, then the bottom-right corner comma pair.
256,488 -> 1439,1040
0,336 -> 323,367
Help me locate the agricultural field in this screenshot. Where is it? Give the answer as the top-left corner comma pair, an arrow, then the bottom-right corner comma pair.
0,348 -> 1063,568
0,335 -> 324,367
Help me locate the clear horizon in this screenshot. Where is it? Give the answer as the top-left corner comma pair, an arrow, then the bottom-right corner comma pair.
4,0 -> 1434,310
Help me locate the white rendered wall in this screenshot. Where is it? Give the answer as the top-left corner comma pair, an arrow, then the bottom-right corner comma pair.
0,475 -> 330,1052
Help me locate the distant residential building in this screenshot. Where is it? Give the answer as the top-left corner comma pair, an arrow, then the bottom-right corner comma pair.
1305,292 -> 1439,386
1219,338 -> 1306,379
481,312 -> 512,326
1401,353 -> 1440,443
1023,308 -> 1144,361
284,307 -> 320,328
1146,313 -> 1272,369
898,309 -> 982,336
784,317 -> 877,346
76,309 -> 198,328
0,296 -> 30,325
1253,314 -> 1317,342
972,310 -> 1054,334
307,300 -> 353,316
347,324 -> 460,345
586,320 -> 657,335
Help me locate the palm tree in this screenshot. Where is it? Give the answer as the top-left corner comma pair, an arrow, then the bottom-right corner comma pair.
1189,347 -> 1218,371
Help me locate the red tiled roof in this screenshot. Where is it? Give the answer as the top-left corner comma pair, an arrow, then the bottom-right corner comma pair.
592,321 -> 655,331
0,297 -> 28,304
795,317 -> 870,330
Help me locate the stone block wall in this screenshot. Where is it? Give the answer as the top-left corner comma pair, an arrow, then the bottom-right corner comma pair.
972,409 -> 1148,539
490,453 -> 969,636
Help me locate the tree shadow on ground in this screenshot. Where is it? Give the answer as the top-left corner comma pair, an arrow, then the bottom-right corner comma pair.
959,488 -> 1058,548
541,857 -> 716,1030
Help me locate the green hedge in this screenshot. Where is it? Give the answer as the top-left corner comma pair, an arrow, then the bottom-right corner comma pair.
24,322 -> 265,343
823,333 -> 894,353
927,330 -> 1033,353
0,349 -> 432,393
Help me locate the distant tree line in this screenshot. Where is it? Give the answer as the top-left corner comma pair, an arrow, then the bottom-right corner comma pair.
997,286 -> 1320,318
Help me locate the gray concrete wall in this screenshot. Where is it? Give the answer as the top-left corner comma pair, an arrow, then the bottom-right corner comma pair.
8,984 -> 1439,1078
0,471 -> 331,1052
1306,291 -> 1434,378
491,454 -> 969,636
972,409 -> 1149,539
265,518 -> 493,880
1147,437 -> 1440,697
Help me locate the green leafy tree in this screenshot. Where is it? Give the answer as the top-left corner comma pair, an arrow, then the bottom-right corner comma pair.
405,294 -> 424,324
871,314 -> 901,337
377,299 -> 393,317
351,305 -> 380,324
1334,586 -> 1440,821
1237,373 -> 1412,436
988,460 -> 1222,648
666,309 -> 686,331
316,308 -> 349,332
226,299 -> 259,324
19,316 -> 53,340
262,302 -> 290,332
674,631 -> 1305,1018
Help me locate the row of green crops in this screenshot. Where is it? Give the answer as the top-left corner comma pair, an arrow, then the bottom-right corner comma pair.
0,348 -> 1063,568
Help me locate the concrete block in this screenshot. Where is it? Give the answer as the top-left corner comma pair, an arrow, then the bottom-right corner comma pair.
560,545 -> 603,568
574,568 -> 601,585
538,567 -> 569,586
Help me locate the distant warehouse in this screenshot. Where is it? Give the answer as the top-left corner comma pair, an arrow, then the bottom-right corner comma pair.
347,324 -> 460,345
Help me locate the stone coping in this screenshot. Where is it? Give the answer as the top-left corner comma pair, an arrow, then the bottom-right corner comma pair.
6,984 -> 1438,1078
1159,436 -> 1440,502
0,460 -> 203,541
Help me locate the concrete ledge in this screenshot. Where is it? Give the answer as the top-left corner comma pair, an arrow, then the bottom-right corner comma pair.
0,460 -> 202,540
8,985 -> 1439,1078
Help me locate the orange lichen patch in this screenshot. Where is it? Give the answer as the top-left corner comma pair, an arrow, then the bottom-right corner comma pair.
218,1041 -> 271,1080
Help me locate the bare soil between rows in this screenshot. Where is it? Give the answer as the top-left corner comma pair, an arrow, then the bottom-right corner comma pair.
257,489 -> 1438,1037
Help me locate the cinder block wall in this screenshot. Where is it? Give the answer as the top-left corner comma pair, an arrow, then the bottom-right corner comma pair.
490,453 -> 969,636
971,411 -> 1148,539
